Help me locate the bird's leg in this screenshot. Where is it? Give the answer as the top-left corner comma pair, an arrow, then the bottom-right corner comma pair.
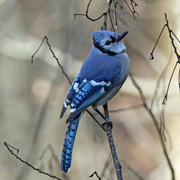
93,107 -> 108,128
103,103 -> 113,129
93,108 -> 106,120
103,103 -> 109,119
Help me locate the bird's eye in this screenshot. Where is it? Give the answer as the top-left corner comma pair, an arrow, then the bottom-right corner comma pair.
105,41 -> 111,45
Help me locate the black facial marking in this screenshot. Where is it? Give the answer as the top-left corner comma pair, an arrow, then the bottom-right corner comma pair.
110,36 -> 116,43
93,34 -> 124,55
94,41 -> 116,55
105,40 -> 111,45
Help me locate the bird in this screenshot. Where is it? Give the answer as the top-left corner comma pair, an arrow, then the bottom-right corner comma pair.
60,30 -> 130,173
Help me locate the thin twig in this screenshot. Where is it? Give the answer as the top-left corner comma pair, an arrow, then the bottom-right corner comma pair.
31,36 -> 71,85
89,171 -> 101,180
149,24 -> 167,60
129,73 -> 175,180
150,53 -> 172,109
40,144 -> 62,172
150,53 -> 172,146
74,0 -> 107,22
149,13 -> 180,104
164,13 -> 180,60
109,104 -> 144,113
114,2 -> 118,28
130,0 -> 139,17
87,109 -> 106,131
162,61 -> 179,104
108,3 -> 115,32
6,143 -> 20,154
74,0 -> 138,31
162,13 -> 180,103
171,31 -> 180,44
123,0 -> 139,22
4,142 -> 63,180
100,153 -> 112,179
124,161 -> 144,180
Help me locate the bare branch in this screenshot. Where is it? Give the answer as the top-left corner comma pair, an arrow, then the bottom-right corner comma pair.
103,103 -> 123,180
74,0 -> 107,22
149,24 -> 167,61
109,104 -> 144,113
129,73 -> 175,180
162,61 -> 179,104
32,36 -> 72,85
100,153 -> 112,178
164,13 -> 180,60
124,162 -> 144,180
4,142 -> 63,180
150,53 -> 172,109
149,13 -> 180,104
87,109 -> 106,132
150,52 -> 173,151
123,0 -> 139,22
91,104 -> 124,180
74,0 -> 138,31
40,144 -> 61,172
89,171 -> 101,180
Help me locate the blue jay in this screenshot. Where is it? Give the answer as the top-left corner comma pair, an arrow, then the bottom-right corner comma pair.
60,30 -> 129,172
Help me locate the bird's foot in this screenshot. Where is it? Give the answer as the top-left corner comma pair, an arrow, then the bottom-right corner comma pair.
101,119 -> 113,129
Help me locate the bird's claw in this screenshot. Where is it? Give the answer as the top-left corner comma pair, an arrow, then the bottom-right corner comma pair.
101,119 -> 113,129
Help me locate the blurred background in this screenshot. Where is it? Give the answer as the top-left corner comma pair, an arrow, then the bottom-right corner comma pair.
0,0 -> 180,179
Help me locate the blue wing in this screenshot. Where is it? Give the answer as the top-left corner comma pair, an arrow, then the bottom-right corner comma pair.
60,74 -> 80,118
66,80 -> 107,123
60,77 -> 113,123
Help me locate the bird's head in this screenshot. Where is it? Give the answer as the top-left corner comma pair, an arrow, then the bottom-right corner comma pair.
92,30 -> 128,55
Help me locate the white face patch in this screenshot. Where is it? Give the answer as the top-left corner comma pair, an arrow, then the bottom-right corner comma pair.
73,82 -> 79,92
105,41 -> 126,54
100,38 -> 126,54
90,80 -> 111,87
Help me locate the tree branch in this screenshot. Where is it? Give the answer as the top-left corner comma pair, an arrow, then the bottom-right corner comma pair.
89,171 -> 101,180
74,0 -> 138,31
103,103 -> 123,180
149,13 -> 180,104
4,142 -> 63,180
129,73 -> 175,180
31,36 -> 72,85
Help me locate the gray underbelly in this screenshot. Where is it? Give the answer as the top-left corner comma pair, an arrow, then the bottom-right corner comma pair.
92,82 -> 123,108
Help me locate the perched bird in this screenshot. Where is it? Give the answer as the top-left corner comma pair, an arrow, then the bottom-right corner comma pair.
60,30 -> 130,172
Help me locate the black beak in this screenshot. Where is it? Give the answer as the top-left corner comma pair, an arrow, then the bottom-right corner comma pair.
116,31 -> 128,42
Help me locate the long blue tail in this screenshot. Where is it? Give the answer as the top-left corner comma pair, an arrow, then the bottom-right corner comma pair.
61,113 -> 83,172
